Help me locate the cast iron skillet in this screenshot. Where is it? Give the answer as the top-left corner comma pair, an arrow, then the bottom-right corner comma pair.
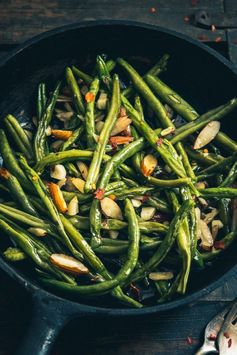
1,20 -> 237,355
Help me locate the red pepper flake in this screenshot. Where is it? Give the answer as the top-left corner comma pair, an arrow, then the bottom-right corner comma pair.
214,240 -> 225,250
186,336 -> 194,345
130,283 -> 141,300
198,34 -> 209,41
142,195 -> 149,203
94,188 -> 105,200
85,92 -> 95,103
191,0 -> 198,6
156,138 -> 163,146
211,24 -> 216,32
215,36 -> 222,43
224,332 -> 230,339
184,16 -> 190,23
228,338 -> 232,348
208,333 -> 217,341
150,7 -> 156,13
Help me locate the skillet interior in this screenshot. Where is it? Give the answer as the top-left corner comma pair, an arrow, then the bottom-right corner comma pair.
1,21 -> 237,311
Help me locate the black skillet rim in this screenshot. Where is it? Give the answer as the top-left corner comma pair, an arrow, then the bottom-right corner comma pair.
1,19 -> 237,317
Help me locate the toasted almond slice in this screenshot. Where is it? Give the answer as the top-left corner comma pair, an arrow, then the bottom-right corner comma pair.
141,154 -> 158,177
51,129 -> 73,141
100,197 -> 123,220
211,219 -> 223,240
141,207 -> 156,221
50,164 -> 67,180
71,177 -> 85,193
48,182 -> 68,213
57,178 -> 67,188
50,140 -> 64,152
109,230 -> 119,240
149,271 -> 174,281
109,136 -> 133,145
110,116 -> 132,136
194,121 -> 221,149
198,197 -> 208,207
57,95 -> 73,102
95,121 -> 105,134
131,199 -> 142,208
24,129 -> 33,140
45,126 -> 52,136
199,219 -> 214,249
56,111 -> 74,121
96,92 -> 108,110
119,106 -> 127,117
160,127 -> 175,137
28,227 -> 47,237
76,161 -> 89,180
203,208 -> 218,224
50,254 -> 89,275
67,196 -> 79,216
64,102 -> 74,112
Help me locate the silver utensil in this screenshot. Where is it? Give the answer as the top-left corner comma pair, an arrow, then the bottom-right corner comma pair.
195,306 -> 229,355
218,302 -> 237,354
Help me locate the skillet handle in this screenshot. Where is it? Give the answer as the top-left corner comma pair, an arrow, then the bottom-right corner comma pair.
16,293 -> 77,355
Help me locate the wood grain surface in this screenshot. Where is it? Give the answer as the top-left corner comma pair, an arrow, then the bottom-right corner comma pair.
1,1 -> 237,354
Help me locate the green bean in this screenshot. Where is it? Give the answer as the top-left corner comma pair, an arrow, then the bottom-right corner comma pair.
121,95 -> 186,178
4,114 -> 34,161
215,175 -> 230,234
60,126 -> 84,151
123,200 -> 192,286
94,238 -> 161,255
18,155 -> 83,260
85,78 -> 100,148
66,67 -> 85,115
201,232 -> 237,261
0,169 -> 37,216
114,186 -> 155,199
3,247 -> 26,261
95,55 -> 111,89
199,187 -> 237,199
147,176 -> 191,188
123,54 -> 170,97
220,161 -> 237,187
0,129 -> 29,188
170,98 -> 237,146
37,83 -> 47,121
122,177 -> 140,188
85,74 -> 120,192
34,82 -> 61,162
185,146 -> 222,167
72,60 -> 115,86
145,196 -> 171,214
199,151 -> 237,175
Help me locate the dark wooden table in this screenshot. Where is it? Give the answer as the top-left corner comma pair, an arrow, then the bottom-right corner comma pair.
1,1 -> 237,354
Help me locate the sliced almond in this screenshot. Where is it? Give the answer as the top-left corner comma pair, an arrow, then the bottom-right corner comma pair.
194,121 -> 221,149
109,136 -> 133,145
48,182 -> 68,213
57,178 -> 67,188
57,95 -> 73,102
110,116 -> 132,136
141,154 -> 158,177
198,197 -> 208,207
24,129 -> 33,140
56,111 -> 74,121
50,254 -> 89,275
64,102 -> 74,112
160,127 -> 175,137
71,177 -> 85,193
203,208 -> 218,224
95,121 -> 105,134
51,129 -> 73,141
96,92 -> 108,110
149,271 -> 174,281
109,230 -> 119,239
131,199 -> 142,208
141,207 -> 156,221
100,197 -> 123,220
45,126 -> 52,136
199,219 -> 214,249
28,227 -> 47,237
212,219 -> 223,240
76,161 -> 89,180
67,196 -> 79,216
50,164 -> 67,180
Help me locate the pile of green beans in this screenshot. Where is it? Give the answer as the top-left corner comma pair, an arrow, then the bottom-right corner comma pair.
0,54 -> 237,308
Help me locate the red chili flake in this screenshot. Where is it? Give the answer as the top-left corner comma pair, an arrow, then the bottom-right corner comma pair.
186,336 -> 194,345
224,332 -> 230,339
198,34 -> 209,41
191,0 -> 198,6
211,24 -> 216,32
156,138 -> 163,146
94,188 -> 105,200
150,7 -> 156,13
130,283 -> 141,300
85,92 -> 95,103
214,240 -> 225,250
215,36 -> 222,43
184,16 -> 190,23
208,333 -> 217,341
228,338 -> 232,348
142,195 -> 150,203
